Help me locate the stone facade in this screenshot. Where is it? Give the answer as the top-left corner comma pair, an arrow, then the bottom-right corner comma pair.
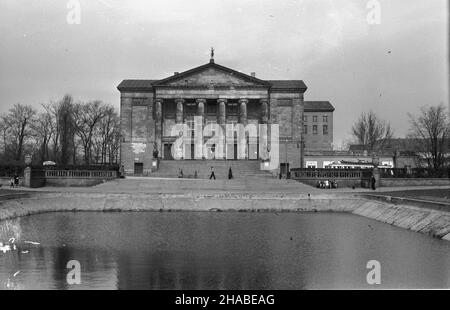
117,59 -> 334,175
303,101 -> 334,151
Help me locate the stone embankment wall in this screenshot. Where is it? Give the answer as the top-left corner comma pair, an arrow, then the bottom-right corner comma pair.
380,178 -> 450,187
0,193 -> 449,241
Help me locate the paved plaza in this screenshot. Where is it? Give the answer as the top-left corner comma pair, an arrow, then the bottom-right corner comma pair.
2,177 -> 449,198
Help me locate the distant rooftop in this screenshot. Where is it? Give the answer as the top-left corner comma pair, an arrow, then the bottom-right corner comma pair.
304,101 -> 335,112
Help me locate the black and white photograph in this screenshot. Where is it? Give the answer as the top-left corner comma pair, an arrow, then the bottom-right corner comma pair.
0,0 -> 449,298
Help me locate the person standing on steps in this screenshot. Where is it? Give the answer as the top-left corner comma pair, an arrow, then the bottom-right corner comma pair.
209,166 -> 216,180
371,175 -> 376,190
228,167 -> 233,179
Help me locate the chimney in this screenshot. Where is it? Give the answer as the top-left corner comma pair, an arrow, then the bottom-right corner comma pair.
251,72 -> 256,77
174,72 -> 179,75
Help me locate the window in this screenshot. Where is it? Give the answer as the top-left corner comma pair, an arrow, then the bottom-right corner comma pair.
163,100 -> 177,118
204,120 -> 217,136
323,115 -> 328,123
313,115 -> 318,123
206,101 -> 217,114
303,115 -> 307,122
323,125 -> 328,135
227,102 -> 238,115
323,161 -> 333,168
313,125 -> 318,134
303,125 -> 308,134
306,161 -> 317,168
185,102 -> 197,116
186,119 -> 195,137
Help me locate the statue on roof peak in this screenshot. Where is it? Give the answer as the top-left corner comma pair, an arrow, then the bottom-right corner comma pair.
210,47 -> 214,62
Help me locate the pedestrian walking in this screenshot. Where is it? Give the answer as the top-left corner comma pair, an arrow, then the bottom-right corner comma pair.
371,175 -> 376,190
209,166 -> 216,180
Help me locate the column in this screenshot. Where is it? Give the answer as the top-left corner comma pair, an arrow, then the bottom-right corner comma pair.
196,99 -> 206,123
239,98 -> 248,126
154,99 -> 163,158
259,99 -> 269,161
217,99 -> 227,159
238,99 -> 248,159
175,98 -> 184,124
217,99 -> 227,126
260,99 -> 268,124
195,99 -> 206,159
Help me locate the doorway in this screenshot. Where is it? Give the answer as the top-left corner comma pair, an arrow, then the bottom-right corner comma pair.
134,163 -> 143,175
164,144 -> 174,160
280,163 -> 290,175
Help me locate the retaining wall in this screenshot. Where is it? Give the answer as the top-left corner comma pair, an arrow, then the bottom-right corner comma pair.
380,178 -> 450,187
0,193 -> 449,241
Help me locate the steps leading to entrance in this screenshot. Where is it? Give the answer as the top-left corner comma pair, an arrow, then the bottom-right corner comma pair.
150,160 -> 274,179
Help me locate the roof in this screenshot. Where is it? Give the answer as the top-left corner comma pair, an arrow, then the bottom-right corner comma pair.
153,61 -> 270,87
304,101 -> 335,112
267,80 -> 307,91
117,61 -> 307,92
117,80 -> 157,91
348,144 -> 366,152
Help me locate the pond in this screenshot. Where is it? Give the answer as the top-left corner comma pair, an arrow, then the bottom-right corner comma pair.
1,211 -> 450,289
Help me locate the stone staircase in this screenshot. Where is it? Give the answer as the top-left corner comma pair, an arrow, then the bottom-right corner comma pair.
150,160 -> 274,179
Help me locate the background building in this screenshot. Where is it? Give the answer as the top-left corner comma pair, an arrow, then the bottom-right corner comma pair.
303,101 -> 334,151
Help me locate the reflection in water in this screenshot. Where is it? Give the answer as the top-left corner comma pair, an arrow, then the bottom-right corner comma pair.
1,211 -> 450,289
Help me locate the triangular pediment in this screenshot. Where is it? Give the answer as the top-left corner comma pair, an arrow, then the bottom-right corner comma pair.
153,62 -> 270,88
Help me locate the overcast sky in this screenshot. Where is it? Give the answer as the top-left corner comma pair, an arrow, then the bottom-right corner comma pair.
0,0 -> 448,146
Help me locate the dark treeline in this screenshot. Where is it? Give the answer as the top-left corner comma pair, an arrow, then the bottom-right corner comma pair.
0,95 -> 120,166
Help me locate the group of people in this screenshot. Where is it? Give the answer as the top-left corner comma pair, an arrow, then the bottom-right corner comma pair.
9,175 -> 19,188
316,180 -> 338,189
177,167 -> 233,180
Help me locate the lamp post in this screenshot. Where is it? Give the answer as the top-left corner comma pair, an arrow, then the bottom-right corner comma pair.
285,138 -> 289,178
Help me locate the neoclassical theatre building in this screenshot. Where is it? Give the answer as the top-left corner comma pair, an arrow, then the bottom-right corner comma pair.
117,55 -> 334,175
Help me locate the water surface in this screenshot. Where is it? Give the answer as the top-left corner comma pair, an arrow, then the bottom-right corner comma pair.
1,211 -> 450,289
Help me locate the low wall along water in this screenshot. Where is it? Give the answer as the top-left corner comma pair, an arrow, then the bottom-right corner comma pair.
0,192 -> 449,241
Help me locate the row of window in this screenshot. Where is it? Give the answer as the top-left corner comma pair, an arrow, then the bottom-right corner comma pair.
304,125 -> 328,135
164,101 -> 260,116
303,115 -> 328,123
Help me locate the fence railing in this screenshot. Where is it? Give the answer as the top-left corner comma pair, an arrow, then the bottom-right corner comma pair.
291,168 -> 371,180
45,170 -> 118,179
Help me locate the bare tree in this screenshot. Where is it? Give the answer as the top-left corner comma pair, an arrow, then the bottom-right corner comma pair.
31,108 -> 54,163
0,97 -> 120,166
0,114 -> 9,156
57,95 -> 75,165
351,111 -> 393,154
4,104 -> 37,161
408,104 -> 450,170
73,100 -> 107,164
42,101 -> 61,162
98,106 -> 119,163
